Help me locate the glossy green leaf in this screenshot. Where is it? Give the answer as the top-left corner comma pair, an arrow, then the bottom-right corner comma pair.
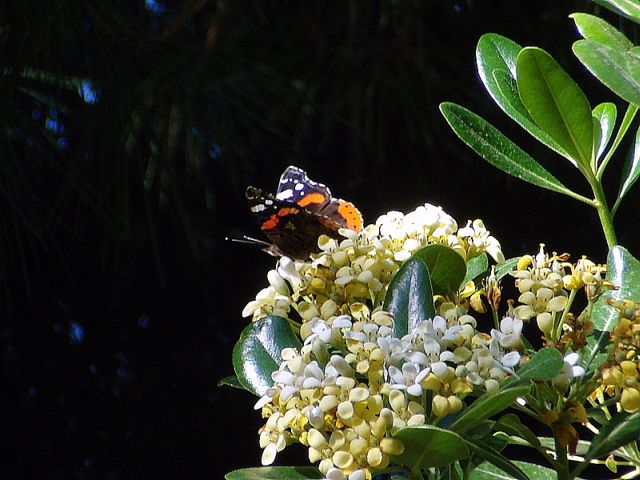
463,253 -> 489,286
476,34 -> 570,160
440,103 -> 579,198
504,348 -> 564,387
495,257 -> 519,281
573,40 -> 640,106
450,386 -> 530,434
392,425 -> 469,469
517,47 -> 594,170
586,246 -> 640,367
593,102 -> 617,161
411,244 -> 467,296
232,316 -> 301,396
465,440 -> 528,480
570,13 -> 633,50
619,124 -> 640,200
218,374 -> 249,391
384,256 -> 435,338
594,0 -> 640,24
225,467 -> 323,480
586,410 -> 640,460
470,461 -> 568,480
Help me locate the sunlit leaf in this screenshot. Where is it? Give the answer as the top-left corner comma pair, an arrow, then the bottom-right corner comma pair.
570,12 -> 633,50
463,253 -> 489,286
411,244 -> 467,296
495,257 -> 519,281
586,247 -> 640,368
384,257 -> 435,338
440,103 -> 580,198
476,34 -> 570,160
233,316 -> 301,396
516,47 -> 593,170
593,102 -> 617,162
593,0 -> 640,24
573,40 -> 640,106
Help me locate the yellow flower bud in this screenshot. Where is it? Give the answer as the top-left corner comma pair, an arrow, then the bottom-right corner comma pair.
621,387 -> 640,413
536,312 -> 554,336
367,447 -> 383,467
432,395 -> 449,417
447,395 -> 463,414
517,255 -> 533,271
380,437 -> 405,456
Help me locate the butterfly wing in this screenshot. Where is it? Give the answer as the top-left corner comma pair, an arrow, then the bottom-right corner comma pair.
276,165 -> 332,214
246,185 -> 339,259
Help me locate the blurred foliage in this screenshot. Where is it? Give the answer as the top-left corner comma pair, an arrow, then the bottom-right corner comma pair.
0,0 -> 606,305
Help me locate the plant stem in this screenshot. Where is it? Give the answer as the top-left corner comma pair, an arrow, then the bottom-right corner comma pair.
554,288 -> 578,341
555,436 -> 570,480
589,175 -> 618,249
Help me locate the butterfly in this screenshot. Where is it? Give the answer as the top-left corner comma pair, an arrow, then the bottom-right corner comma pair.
245,165 -> 363,259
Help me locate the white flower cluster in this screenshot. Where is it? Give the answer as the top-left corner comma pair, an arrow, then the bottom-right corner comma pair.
255,307 -> 522,480
243,203 -> 504,323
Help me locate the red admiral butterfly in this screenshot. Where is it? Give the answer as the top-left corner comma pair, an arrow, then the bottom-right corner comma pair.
246,166 -> 363,260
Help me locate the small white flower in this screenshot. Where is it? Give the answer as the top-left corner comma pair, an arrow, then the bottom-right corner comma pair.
491,317 -> 523,348
552,352 -> 585,391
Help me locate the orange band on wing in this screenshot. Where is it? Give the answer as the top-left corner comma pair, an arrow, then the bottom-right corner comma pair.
297,193 -> 326,207
338,202 -> 363,232
277,207 -> 300,217
262,215 -> 279,230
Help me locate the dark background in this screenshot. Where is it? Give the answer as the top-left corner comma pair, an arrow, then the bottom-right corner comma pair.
2,1 -> 639,478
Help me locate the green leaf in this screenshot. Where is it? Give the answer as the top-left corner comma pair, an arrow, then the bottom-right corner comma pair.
449,386 -> 530,434
594,0 -> 640,24
586,246 -> 640,367
618,124 -> 640,201
517,47 -> 594,170
411,244 -> 467,296
225,467 -> 323,480
593,102 -> 617,161
495,257 -> 519,281
465,441 -> 528,480
570,13 -> 633,50
392,425 -> 469,469
232,316 -> 301,396
475,34 -> 570,160
504,347 -> 564,387
218,374 -> 249,391
470,461 -> 568,480
586,410 -> 640,461
496,413 -> 542,449
384,256 -> 435,338
573,40 -> 640,106
440,103 -> 580,198
463,253 -> 489,286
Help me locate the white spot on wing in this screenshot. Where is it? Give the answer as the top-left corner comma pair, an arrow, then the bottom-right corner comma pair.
251,205 -> 267,212
277,190 -> 294,200
294,183 -> 304,191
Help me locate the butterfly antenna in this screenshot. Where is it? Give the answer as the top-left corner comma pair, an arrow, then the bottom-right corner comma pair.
225,235 -> 271,247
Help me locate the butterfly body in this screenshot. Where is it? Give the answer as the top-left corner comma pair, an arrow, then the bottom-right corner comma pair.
246,166 -> 363,259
